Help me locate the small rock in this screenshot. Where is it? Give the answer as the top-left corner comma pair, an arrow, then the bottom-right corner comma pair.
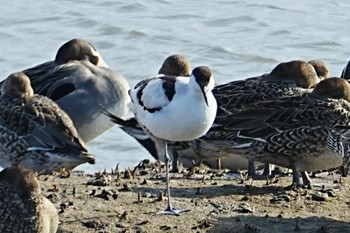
89,189 -> 96,196
193,218 -> 214,229
238,202 -> 254,213
136,192 -> 143,203
140,178 -> 148,185
270,194 -> 291,203
141,192 -> 151,198
82,220 -> 109,230
136,220 -> 149,226
46,193 -> 59,203
59,168 -> 71,178
119,183 -> 132,192
96,189 -> 118,200
59,202 -> 69,214
327,190 -> 336,197
115,222 -> 129,229
244,224 -> 259,232
195,187 -> 202,195
87,176 -> 110,186
312,192 -> 328,201
156,191 -> 164,201
124,168 -> 134,179
209,202 -> 221,209
119,211 -> 129,221
160,225 -> 171,230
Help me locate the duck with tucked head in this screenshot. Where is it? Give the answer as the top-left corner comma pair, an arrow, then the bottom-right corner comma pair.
221,77 -> 350,188
0,167 -> 58,233
215,60 -> 326,114
0,72 -> 95,173
308,60 -> 329,80
211,59 -> 326,177
1,38 -> 130,143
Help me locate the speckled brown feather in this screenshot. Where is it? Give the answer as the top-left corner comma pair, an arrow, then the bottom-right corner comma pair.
0,167 -> 58,233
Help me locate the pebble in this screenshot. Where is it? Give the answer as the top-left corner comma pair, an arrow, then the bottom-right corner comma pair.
87,176 -> 110,186
82,219 -> 109,230
119,183 -> 132,191
238,202 -> 254,213
312,192 -> 329,201
327,190 -> 336,197
46,193 -> 59,203
270,194 -> 291,203
96,189 -> 118,200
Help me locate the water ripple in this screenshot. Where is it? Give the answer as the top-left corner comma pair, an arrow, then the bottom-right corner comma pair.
119,2 -> 148,11
98,24 -> 123,36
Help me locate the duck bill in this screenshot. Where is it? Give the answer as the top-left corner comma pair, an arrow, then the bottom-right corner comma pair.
200,84 -> 209,106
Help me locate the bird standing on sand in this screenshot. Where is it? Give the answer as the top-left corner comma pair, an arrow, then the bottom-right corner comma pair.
1,38 -> 130,142
128,66 -> 217,215
0,167 -> 58,233
0,72 -> 95,173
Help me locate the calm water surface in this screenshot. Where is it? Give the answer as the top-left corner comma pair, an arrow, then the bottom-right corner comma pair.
1,0 -> 350,172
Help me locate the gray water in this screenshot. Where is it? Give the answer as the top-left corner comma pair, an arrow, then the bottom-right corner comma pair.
1,0 -> 350,173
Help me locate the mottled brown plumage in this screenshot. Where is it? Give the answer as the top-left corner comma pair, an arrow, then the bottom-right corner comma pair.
158,54 -> 191,77
220,77 -> 350,186
0,72 -> 95,173
308,59 -> 329,80
0,167 -> 58,233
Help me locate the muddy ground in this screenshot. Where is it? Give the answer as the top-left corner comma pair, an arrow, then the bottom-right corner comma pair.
39,160 -> 350,233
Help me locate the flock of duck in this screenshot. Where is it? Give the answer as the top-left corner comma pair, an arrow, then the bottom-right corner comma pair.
0,38 -> 350,231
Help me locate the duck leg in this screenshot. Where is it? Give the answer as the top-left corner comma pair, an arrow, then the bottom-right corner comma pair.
157,141 -> 188,215
247,160 -> 256,177
171,150 -> 179,173
261,163 -> 271,176
289,163 -> 302,189
248,161 -> 271,179
300,171 -> 312,188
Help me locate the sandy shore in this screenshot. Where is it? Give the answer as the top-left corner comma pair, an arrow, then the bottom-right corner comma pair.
39,160 -> 350,233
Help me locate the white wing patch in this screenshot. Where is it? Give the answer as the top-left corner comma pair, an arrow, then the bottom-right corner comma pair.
140,78 -> 171,110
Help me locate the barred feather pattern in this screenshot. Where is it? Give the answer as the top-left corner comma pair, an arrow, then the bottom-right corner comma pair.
232,126 -> 343,171
0,91 -> 92,172
0,167 -> 58,233
214,77 -> 310,116
0,184 -> 40,233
